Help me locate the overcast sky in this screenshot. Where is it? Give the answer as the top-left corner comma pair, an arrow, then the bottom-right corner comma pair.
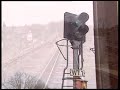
2,1 -> 93,26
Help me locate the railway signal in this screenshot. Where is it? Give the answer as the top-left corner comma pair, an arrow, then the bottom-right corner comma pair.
64,12 -> 89,89
57,12 -> 89,89
64,12 -> 89,41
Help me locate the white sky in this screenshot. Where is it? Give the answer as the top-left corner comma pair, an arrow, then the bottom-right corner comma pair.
2,1 -> 93,26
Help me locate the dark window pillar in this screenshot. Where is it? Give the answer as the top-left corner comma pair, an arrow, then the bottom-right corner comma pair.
93,1 -> 118,89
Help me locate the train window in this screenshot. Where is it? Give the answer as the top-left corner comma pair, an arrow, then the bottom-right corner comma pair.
2,1 -> 118,89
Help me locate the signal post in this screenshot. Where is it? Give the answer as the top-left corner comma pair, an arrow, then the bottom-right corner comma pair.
57,12 -> 89,89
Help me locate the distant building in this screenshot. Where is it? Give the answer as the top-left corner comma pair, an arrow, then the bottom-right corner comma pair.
27,30 -> 33,41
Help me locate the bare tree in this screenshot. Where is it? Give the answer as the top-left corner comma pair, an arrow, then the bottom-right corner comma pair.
2,72 -> 49,89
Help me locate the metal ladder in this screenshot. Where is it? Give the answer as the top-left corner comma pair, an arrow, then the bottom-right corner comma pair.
61,67 -> 82,89
56,39 -> 83,89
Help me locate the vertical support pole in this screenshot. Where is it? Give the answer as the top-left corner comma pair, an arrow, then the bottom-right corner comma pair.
71,40 -> 80,89
73,48 -> 79,70
67,39 -> 69,70
80,41 -> 83,70
73,48 -> 79,89
72,40 -> 87,89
